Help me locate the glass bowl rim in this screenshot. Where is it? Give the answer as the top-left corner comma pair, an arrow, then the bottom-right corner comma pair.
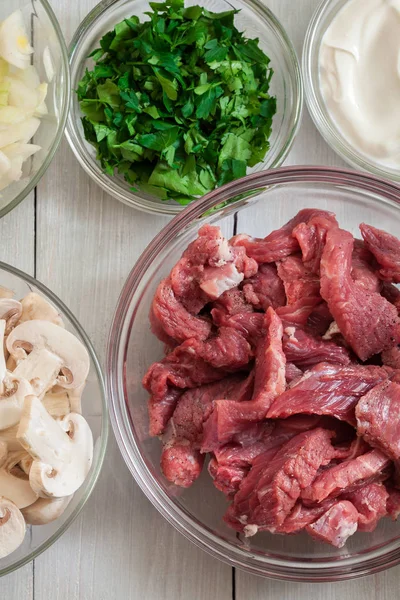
302,0 -> 400,183
107,165 -> 400,582
0,0 -> 71,220
0,260 -> 109,578
66,0 -> 303,216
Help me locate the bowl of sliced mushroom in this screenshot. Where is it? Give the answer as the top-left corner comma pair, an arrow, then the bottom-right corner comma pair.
0,263 -> 107,574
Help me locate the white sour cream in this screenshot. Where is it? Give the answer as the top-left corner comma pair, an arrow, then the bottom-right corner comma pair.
319,0 -> 400,170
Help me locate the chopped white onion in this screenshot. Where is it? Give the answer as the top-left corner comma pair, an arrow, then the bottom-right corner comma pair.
0,11 -> 33,71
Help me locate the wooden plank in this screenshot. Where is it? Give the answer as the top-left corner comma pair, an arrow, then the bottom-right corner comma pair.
0,198 -> 35,599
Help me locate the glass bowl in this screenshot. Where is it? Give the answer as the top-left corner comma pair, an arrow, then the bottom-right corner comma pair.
0,0 -> 70,217
107,165 -> 400,582
0,263 -> 108,577
302,0 -> 400,183
66,0 -> 303,216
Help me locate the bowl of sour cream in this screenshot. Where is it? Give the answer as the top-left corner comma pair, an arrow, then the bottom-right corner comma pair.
303,0 -> 400,181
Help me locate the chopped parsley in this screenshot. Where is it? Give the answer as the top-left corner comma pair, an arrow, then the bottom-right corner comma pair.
76,0 -> 277,204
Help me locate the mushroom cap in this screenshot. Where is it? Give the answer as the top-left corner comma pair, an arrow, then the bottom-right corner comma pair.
0,372 -> 33,430
0,497 -> 26,558
7,320 -> 90,390
19,293 -> 64,328
0,466 -> 37,508
21,494 -> 72,525
0,298 -> 22,333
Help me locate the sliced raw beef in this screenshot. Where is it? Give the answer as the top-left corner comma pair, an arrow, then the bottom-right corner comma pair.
161,375 -> 248,487
286,362 -> 303,384
186,326 -> 252,369
170,258 -> 209,314
225,428 -> 336,534
202,308 -> 285,450
351,240 -> 380,293
212,288 -> 253,317
211,310 -> 264,348
267,363 -> 389,425
307,302 -> 334,337
332,436 -> 370,461
243,263 -> 286,310
381,282 -> 400,312
144,341 -> 229,435
306,501 -> 359,548
302,449 -> 391,504
356,380 -> 400,460
277,500 -> 336,534
231,209 -> 337,264
386,488 -> 400,520
282,326 -> 351,369
150,278 -> 212,344
292,213 -> 338,273
344,483 -> 388,531
277,255 -> 320,305
320,227 -> 400,360
360,223 -> 400,283
382,346 -> 400,369
276,297 -> 321,326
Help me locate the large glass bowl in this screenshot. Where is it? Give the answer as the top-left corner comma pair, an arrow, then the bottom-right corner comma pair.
302,0 -> 400,183
66,0 -> 303,215
0,263 -> 108,577
107,166 -> 400,582
0,0 -> 70,217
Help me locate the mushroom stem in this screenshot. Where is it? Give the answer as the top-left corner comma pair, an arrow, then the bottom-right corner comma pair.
13,348 -> 62,397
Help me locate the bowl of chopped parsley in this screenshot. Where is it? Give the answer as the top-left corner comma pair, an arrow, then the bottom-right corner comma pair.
67,0 -> 303,214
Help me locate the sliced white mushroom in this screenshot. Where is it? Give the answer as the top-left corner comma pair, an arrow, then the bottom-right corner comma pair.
0,441 -> 7,467
0,299 -> 22,333
0,450 -> 37,508
21,494 -> 72,525
0,320 -> 5,387
0,496 -> 25,558
43,383 -> 84,417
0,372 -> 33,430
0,286 -> 14,300
19,293 -> 64,328
7,320 -> 90,397
18,452 -> 32,475
6,355 -> 16,371
0,424 -> 21,452
17,395 -> 93,498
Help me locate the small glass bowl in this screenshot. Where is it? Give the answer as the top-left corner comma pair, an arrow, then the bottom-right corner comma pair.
0,263 -> 108,577
0,0 -> 70,217
107,166 -> 400,582
66,0 -> 303,215
303,0 -> 400,183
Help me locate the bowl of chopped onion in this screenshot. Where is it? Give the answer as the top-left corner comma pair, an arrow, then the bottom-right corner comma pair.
0,1 -> 70,217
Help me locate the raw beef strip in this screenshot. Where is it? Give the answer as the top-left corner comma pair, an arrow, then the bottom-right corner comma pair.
143,341 -> 229,436
150,278 -> 212,344
225,428 -> 336,534
276,297 -> 321,326
360,223 -> 400,283
211,310 -> 264,348
267,363 -> 389,425
320,227 -> 400,360
382,346 -> 400,369
344,483 -> 388,531
277,255 -> 320,305
381,282 -> 400,312
202,308 -> 285,450
333,437 -> 370,461
351,240 -> 380,293
356,380 -> 400,460
286,362 -> 303,384
386,488 -> 400,520
161,375 -> 248,487
292,212 -> 338,274
186,326 -> 252,369
242,263 -> 286,310
301,449 -> 391,504
277,500 -> 336,534
282,326 -> 351,369
230,209 -> 337,264
306,501 -> 359,548
170,258 -> 209,314
307,302 -> 334,337
212,288 -> 253,317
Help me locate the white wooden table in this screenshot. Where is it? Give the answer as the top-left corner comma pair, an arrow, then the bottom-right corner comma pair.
2,0 -> 400,598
